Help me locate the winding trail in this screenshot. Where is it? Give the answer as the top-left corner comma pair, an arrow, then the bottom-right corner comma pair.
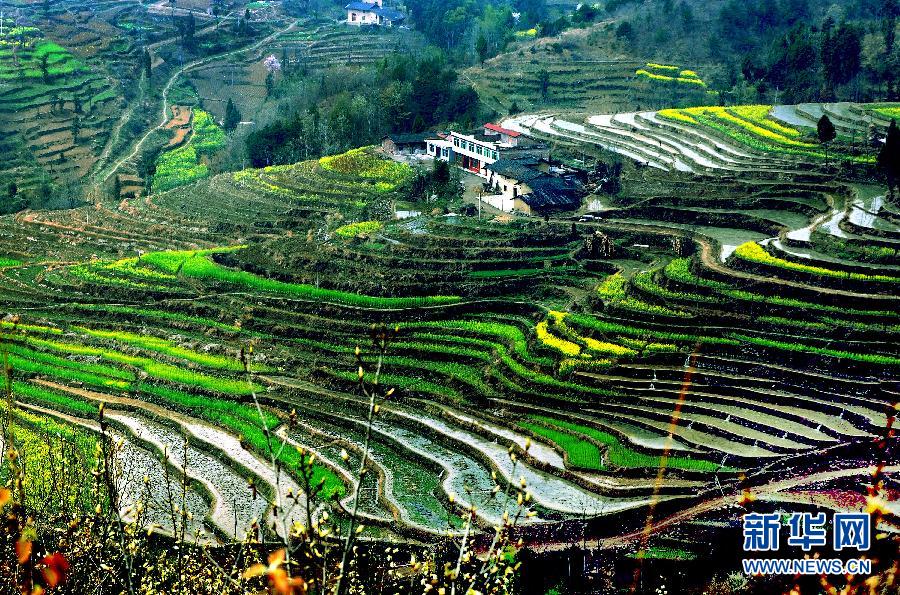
101,18 -> 299,185
90,13 -> 243,186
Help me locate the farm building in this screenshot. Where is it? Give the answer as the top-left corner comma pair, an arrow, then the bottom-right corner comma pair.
483,123 -> 522,146
345,0 -> 406,26
381,133 -> 433,155
483,158 -> 583,215
426,135 -> 453,160
427,124 -> 547,178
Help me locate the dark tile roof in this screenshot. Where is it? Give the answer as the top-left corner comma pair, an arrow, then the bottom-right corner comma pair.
520,176 -> 582,209
344,2 -> 405,20
384,133 -> 432,144
486,158 -> 542,182
376,6 -> 405,20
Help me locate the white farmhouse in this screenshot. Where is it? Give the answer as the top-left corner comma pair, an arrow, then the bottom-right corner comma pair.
345,0 -> 405,26
426,123 -> 547,178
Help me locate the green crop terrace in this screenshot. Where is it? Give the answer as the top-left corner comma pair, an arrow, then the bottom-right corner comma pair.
1,132 -> 896,569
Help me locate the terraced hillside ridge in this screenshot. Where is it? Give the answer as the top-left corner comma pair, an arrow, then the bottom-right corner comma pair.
0,19 -> 122,197
1,137 -> 897,573
503,102 -> 890,174
186,19 -> 425,126
464,23 -> 715,114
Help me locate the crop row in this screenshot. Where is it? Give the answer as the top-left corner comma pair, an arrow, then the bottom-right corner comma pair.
318,146 -> 413,193
20,335 -> 260,395
597,273 -> 690,318
153,110 -> 225,192
732,242 -> 900,283
663,258 -> 898,317
520,415 -> 726,472
635,63 -> 707,87
138,248 -> 461,308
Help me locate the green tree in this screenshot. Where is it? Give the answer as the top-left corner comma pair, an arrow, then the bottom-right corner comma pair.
537,69 -> 550,101
7,182 -> 18,200
142,48 -> 152,80
878,119 -> 900,198
822,21 -> 861,94
224,98 -> 242,132
265,71 -> 275,98
185,12 -> 196,45
817,114 -> 836,166
38,53 -> 49,83
112,175 -> 121,199
767,25 -> 820,103
615,21 -> 634,42
432,157 -> 450,186
476,33 -> 488,66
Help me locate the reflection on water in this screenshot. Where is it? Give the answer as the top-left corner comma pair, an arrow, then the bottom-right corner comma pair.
849,195 -> 899,231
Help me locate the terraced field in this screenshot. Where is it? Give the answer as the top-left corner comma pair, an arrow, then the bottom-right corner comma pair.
0,18 -> 122,195
464,24 -> 715,114
187,19 -> 425,126
2,111 -> 898,572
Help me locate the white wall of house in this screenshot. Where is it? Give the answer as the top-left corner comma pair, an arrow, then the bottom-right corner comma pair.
480,194 -> 516,212
487,172 -> 532,200
449,132 -> 506,177
427,139 -> 453,160
347,8 -> 378,24
347,10 -> 370,24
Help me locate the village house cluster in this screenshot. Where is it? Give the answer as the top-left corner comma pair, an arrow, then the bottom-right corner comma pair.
382,123 -> 585,216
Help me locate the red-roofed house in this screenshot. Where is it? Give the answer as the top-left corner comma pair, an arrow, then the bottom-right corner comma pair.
483,123 -> 522,146
426,124 -> 544,177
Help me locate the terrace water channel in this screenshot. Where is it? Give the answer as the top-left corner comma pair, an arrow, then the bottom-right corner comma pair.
108,412 -> 268,540
605,219 -> 768,261
17,403 -> 213,540
378,402 -> 665,518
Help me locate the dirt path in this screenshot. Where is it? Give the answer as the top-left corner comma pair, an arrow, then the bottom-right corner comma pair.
101,18 -> 298,186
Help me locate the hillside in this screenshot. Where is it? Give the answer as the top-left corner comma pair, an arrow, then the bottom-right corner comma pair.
0,0 -> 899,593
1,130 -> 898,589
465,22 -> 718,116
